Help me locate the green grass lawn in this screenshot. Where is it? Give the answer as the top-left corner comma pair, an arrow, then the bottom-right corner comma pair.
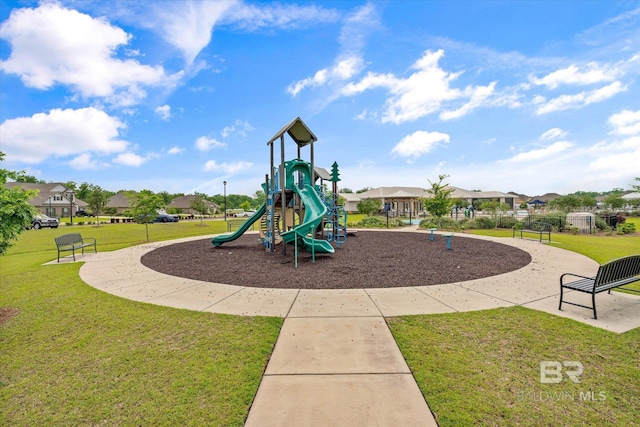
1,221 -> 283,426
2,218 -> 639,426
389,221 -> 640,426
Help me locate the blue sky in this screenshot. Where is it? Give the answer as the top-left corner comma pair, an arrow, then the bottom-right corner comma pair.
1,1 -> 639,197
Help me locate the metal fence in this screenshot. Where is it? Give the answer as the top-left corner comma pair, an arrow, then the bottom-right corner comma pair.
495,214 -> 601,234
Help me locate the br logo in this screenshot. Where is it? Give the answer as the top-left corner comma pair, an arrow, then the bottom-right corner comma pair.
540,361 -> 583,384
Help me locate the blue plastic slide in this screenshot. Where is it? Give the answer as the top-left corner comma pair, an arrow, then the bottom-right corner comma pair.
211,203 -> 266,247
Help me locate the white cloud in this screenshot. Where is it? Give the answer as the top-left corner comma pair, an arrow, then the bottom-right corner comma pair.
507,141 -> 573,162
195,136 -> 226,151
391,130 -> 450,162
535,81 -> 626,115
154,105 -> 171,120
588,136 -> 640,177
530,62 -> 621,89
0,3 -> 181,106
224,2 -> 339,32
113,152 -> 148,167
382,50 -> 463,124
340,49 -> 497,124
288,57 -> 364,96
286,4 -> 375,96
203,160 -> 253,173
608,109 -> 640,135
147,0 -> 236,64
540,128 -> 568,140
0,107 -> 128,163
167,146 -> 185,155
221,119 -> 254,138
440,82 -> 497,120
69,153 -> 104,170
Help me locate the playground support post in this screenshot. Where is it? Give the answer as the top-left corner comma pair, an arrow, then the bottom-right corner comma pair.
280,134 -> 286,255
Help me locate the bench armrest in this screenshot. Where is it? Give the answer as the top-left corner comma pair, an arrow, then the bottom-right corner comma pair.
560,272 -> 594,285
81,237 -> 97,244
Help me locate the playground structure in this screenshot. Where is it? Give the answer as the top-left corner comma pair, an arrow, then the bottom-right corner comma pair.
212,117 -> 347,264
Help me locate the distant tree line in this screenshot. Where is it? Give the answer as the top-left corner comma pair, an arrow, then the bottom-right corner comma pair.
53,181 -> 267,213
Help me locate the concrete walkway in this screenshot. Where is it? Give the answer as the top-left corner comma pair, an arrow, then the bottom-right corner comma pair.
68,230 -> 640,426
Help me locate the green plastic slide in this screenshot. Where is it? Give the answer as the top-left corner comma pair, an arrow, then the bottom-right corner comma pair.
281,185 -> 335,254
211,203 -> 266,247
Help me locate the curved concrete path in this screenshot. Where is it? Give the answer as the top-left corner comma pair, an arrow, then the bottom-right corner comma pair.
71,229 -> 639,426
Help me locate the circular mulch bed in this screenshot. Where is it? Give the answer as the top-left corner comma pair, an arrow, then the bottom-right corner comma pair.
141,231 -> 532,290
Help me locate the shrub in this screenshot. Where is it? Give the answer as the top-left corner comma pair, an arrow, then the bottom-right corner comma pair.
616,223 -> 636,234
356,216 -> 405,228
595,218 -> 609,231
467,217 -> 496,229
496,216 -> 518,229
419,220 -> 437,229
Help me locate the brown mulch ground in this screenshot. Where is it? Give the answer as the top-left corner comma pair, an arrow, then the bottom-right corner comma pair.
141,230 -> 532,290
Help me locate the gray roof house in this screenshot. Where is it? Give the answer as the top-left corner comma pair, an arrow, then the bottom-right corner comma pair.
4,182 -> 87,218
105,192 -> 134,214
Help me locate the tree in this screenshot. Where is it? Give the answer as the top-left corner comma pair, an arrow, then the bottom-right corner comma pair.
189,195 -> 209,225
602,193 -> 625,212
631,177 -> 640,192
157,191 -> 174,205
549,194 -> 582,212
480,200 -> 510,219
421,174 -> 454,219
0,152 -> 39,255
75,182 -> 92,201
15,174 -> 44,183
130,190 -> 164,241
357,198 -> 380,216
85,186 -> 111,227
356,187 -> 374,193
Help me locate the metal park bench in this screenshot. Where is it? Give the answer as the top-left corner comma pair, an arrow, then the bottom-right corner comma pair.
54,233 -> 97,262
513,221 -> 551,242
559,255 -> 640,319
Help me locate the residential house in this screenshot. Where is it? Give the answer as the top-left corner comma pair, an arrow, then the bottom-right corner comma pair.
167,195 -> 218,215
4,182 -> 87,218
105,192 -> 134,214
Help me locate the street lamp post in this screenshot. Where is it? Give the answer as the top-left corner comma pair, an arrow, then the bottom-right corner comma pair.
69,191 -> 74,224
223,181 -> 227,221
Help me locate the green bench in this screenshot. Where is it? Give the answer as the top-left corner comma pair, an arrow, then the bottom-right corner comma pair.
54,233 -> 97,262
559,255 -> 640,319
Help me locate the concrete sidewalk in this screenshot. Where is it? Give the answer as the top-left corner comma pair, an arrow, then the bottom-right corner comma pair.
70,230 -> 640,426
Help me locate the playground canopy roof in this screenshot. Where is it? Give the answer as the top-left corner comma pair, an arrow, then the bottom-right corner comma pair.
267,117 -> 317,147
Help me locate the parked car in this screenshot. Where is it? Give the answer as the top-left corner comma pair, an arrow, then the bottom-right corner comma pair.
31,214 -> 59,229
154,212 -> 179,222
233,210 -> 256,217
75,210 -> 92,217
